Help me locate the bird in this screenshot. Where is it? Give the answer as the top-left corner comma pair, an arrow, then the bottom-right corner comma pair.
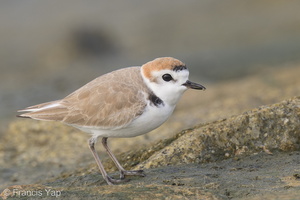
17,57 -> 206,185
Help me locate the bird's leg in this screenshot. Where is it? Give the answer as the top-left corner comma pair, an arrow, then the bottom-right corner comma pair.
102,137 -> 145,179
88,138 -> 128,185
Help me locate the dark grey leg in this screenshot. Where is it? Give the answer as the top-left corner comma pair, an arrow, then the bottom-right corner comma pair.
102,137 -> 145,179
88,138 -> 128,185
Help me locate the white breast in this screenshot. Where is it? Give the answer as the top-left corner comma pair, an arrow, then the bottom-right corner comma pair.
124,101 -> 175,137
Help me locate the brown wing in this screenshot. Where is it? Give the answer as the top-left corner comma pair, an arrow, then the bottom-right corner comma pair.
18,67 -> 149,129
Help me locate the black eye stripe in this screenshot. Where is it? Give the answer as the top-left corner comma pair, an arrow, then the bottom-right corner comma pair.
162,74 -> 173,82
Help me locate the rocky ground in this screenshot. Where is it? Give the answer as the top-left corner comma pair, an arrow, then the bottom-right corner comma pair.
2,151 -> 299,200
0,65 -> 300,199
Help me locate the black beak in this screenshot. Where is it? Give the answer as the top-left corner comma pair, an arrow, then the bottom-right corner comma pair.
182,80 -> 206,90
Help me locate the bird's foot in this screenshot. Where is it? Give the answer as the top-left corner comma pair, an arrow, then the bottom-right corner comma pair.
120,170 -> 146,179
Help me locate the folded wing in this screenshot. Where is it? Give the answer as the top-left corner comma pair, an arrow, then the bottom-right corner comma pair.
18,67 -> 149,129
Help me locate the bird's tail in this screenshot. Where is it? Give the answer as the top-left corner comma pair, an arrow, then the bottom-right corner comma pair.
17,100 -> 67,121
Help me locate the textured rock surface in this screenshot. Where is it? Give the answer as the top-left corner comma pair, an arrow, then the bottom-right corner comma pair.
135,97 -> 300,169
1,151 -> 299,199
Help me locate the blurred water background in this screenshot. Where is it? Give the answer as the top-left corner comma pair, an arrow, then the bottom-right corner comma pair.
1,0 -> 300,128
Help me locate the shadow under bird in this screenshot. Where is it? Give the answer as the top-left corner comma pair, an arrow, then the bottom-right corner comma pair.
18,57 -> 206,185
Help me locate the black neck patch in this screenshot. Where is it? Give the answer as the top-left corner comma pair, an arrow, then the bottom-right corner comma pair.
149,93 -> 164,107
173,65 -> 187,72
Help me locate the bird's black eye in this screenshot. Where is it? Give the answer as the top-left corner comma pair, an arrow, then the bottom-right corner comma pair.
162,74 -> 173,82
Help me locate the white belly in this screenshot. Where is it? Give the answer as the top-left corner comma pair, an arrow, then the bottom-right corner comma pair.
75,103 -> 175,138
